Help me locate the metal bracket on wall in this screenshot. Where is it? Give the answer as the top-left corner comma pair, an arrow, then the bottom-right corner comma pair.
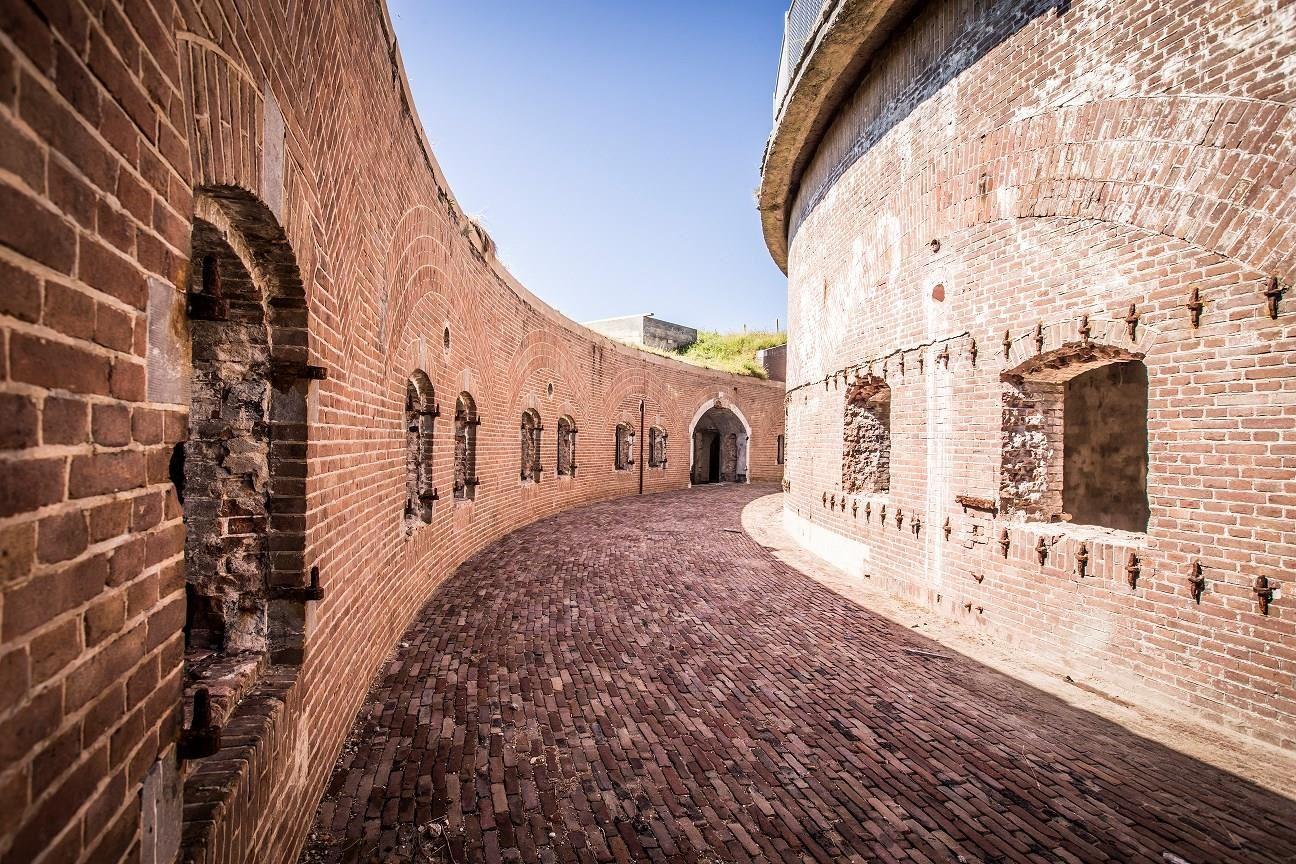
271,362 -> 328,389
1187,286 -> 1204,328
1075,543 -> 1089,577
1254,575 -> 1276,615
999,529 -> 1010,558
178,688 -> 221,761
187,254 -> 229,321
1124,304 -> 1139,340
1035,537 -> 1049,565
269,566 -> 325,602
1264,276 -> 1285,319
1125,552 -> 1140,589
1187,560 -> 1206,603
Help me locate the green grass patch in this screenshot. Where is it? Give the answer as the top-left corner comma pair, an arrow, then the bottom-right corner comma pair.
633,329 -> 786,378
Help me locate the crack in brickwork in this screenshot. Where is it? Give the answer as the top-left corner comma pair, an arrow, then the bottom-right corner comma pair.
301,486 -> 1296,864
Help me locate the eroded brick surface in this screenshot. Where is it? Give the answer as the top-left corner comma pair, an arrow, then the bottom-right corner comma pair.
302,485 -> 1296,864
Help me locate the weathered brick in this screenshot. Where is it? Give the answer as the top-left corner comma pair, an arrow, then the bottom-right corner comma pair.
0,258 -> 42,322
1,552 -> 107,640
0,183 -> 76,274
10,333 -> 111,395
30,616 -> 81,683
0,456 -> 64,518
37,508 -> 89,563
85,593 -> 127,647
91,402 -> 132,446
69,449 -> 145,498
0,393 -> 39,449
42,395 -> 90,445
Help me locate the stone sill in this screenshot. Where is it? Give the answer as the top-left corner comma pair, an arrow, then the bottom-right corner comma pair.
1014,519 -> 1147,548
180,667 -> 297,860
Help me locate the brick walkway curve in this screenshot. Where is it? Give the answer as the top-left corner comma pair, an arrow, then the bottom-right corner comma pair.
302,484 -> 1296,864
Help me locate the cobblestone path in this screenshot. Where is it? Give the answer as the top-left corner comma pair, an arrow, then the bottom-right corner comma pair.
302,484 -> 1296,863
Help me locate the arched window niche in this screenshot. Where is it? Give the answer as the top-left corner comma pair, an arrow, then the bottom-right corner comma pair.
614,422 -> 635,471
557,415 -> 577,477
404,371 -> 438,527
648,426 -> 668,468
520,408 -> 542,483
454,392 -> 480,501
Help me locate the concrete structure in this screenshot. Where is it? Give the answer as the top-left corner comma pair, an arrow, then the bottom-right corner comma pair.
0,4 -> 783,863
757,343 -> 788,381
582,313 -> 699,351
761,0 -> 1296,750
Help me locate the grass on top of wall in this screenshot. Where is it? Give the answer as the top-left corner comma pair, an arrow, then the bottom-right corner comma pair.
638,330 -> 787,378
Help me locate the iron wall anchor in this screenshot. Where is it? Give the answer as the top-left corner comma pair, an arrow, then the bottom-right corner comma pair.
1254,575 -> 1276,615
1187,560 -> 1206,603
178,687 -> 222,760
1125,552 -> 1140,589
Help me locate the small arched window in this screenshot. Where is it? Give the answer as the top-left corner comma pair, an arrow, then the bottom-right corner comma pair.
648,426 -> 668,468
520,409 -> 542,482
454,392 -> 479,501
614,422 -> 635,470
405,371 -> 438,526
557,416 -> 577,477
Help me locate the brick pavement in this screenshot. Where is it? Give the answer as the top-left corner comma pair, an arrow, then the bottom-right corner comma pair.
301,485 -> 1296,863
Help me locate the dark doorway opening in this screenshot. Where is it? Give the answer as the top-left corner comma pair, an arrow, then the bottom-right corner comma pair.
708,435 -> 721,483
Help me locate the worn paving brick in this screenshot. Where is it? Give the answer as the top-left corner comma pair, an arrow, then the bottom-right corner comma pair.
301,484 -> 1296,863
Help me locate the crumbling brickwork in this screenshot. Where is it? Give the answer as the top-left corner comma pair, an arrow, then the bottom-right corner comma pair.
768,0 -> 1296,749
520,408 -> 541,482
842,375 -> 891,494
614,422 -> 635,470
404,372 -> 436,526
556,415 -> 576,476
648,425 -> 667,468
0,2 -> 784,862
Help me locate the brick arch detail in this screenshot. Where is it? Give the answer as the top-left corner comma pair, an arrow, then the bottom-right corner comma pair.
795,95 -> 1296,284
506,329 -> 592,411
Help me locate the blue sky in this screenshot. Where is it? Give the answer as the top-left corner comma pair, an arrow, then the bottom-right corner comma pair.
388,0 -> 790,333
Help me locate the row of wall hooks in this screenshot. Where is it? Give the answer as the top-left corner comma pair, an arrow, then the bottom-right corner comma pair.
799,272 -> 1288,398
819,490 -> 1280,616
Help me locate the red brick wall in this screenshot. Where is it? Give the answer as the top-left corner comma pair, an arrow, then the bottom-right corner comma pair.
0,2 -> 783,862
781,0 -> 1294,749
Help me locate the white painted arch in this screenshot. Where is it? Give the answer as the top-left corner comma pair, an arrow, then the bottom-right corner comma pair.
686,393 -> 753,485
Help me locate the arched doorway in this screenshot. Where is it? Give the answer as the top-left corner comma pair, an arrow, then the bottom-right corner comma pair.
690,402 -> 749,484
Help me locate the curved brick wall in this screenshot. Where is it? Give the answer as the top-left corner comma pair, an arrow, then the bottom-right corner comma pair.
0,2 -> 782,862
773,0 -> 1294,748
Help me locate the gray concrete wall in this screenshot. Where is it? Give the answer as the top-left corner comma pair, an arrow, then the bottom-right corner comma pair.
757,344 -> 787,381
584,314 -> 697,351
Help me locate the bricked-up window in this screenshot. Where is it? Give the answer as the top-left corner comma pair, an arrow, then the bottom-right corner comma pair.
777,434 -> 785,465
454,393 -> 479,500
648,426 -> 668,468
557,415 -> 577,476
842,376 -> 891,494
615,422 -> 635,470
405,371 -> 437,526
520,409 -> 542,482
183,196 -> 310,667
1001,344 -> 1148,532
